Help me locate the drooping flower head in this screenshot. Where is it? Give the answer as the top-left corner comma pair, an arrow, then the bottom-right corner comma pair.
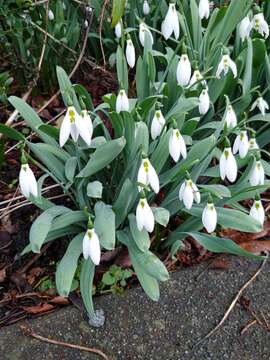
179,173 -> 201,210
59,105 -> 91,147
220,138 -> 238,183
116,89 -> 129,113
169,122 -> 187,162
82,218 -> 101,265
249,154 -> 265,186
199,0 -> 210,20
249,131 -> 259,151
115,21 -> 122,38
136,193 -> 155,233
161,2 -> 179,40
19,152 -> 38,198
216,49 -> 237,79
176,52 -> 191,87
143,0 -> 150,16
239,16 -> 251,42
151,109 -> 166,140
224,103 -> 237,128
202,195 -> 217,233
199,88 -> 210,115
251,12 -> 269,39
251,95 -> 269,116
137,157 -> 160,194
249,194 -> 265,226
139,23 -> 153,47
233,130 -> 249,159
126,35 -> 136,68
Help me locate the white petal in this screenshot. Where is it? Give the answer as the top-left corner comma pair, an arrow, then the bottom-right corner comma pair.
59,110 -> 71,147
233,135 -> 240,155
250,201 -> 265,225
115,22 -> 122,38
250,100 -> 257,111
199,90 -> 210,115
89,230 -> 101,265
229,58 -> 237,78
19,165 -> 30,198
177,55 -> 191,86
151,116 -> 162,140
226,153 -> 238,183
143,1 -> 150,15
82,232 -> 90,260
137,162 -> 148,191
169,131 -> 180,162
179,182 -> 185,201
76,117 -> 91,146
239,134 -> 249,159
70,123 -> 79,142
148,161 -> 160,194
192,183 -> 201,204
126,39 -> 135,68
199,0 -> 210,20
161,5 -> 174,40
143,201 -> 155,233
259,166 -> 265,185
136,201 -> 145,231
219,153 -> 226,181
202,204 -> 217,233
179,133 -> 187,159
183,185 -> 194,209
216,61 -> 224,79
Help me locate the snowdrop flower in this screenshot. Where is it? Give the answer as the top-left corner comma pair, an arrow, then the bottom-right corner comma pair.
169,128 -> 187,162
19,161 -> 38,198
224,104 -> 237,128
249,133 -> 259,150
179,175 -> 200,210
161,2 -> 179,40
249,159 -> 264,186
136,196 -> 155,232
249,195 -> 265,226
48,9 -> 54,21
251,13 -> 269,38
82,228 -> 101,265
199,0 -> 210,20
151,110 -> 166,140
126,37 -> 135,68
251,96 -> 269,116
199,88 -> 210,115
137,157 -> 159,194
202,196 -> 217,233
233,130 -> 249,159
143,0 -> 150,15
139,23 -> 153,47
239,16 -> 251,42
116,89 -> 129,113
115,21 -> 122,38
59,106 -> 91,147
189,69 -> 207,88
176,54 -> 191,87
81,109 -> 93,143
220,140 -> 238,183
216,53 -> 237,79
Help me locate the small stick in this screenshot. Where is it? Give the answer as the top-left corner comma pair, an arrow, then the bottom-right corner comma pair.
20,326 -> 109,360
99,0 -> 109,67
195,256 -> 268,347
241,319 -> 257,335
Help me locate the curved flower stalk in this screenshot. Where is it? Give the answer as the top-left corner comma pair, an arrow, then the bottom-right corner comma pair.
179,174 -> 200,210
138,157 -> 160,194
136,195 -> 155,232
233,130 -> 249,159
249,157 -> 265,186
250,13 -> 269,38
116,89 -> 129,113
216,52 -> 237,79
249,195 -> 265,226
202,196 -> 217,233
199,88 -> 210,115
239,16 -> 251,42
224,104 -> 237,128
161,2 -> 179,40
59,106 -> 91,147
176,54 -> 191,87
143,0 -> 150,16
115,21 -> 122,38
250,96 -> 269,116
82,226 -> 101,265
169,128 -> 187,162
126,36 -> 136,68
151,110 -> 166,140
220,139 -> 238,183
199,0 -> 210,20
19,156 -> 38,198
139,23 -> 153,47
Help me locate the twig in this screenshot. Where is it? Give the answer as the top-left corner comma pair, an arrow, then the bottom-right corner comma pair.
99,0 -> 109,67
3,1 -> 50,132
20,326 -> 109,360
195,256 -> 268,347
241,319 -> 257,335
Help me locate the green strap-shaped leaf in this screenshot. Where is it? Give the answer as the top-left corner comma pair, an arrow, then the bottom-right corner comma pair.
30,206 -> 70,253
56,233 -> 84,297
111,0 -> 126,27
0,124 -> 25,141
77,137 -> 126,178
94,201 -> 115,250
80,258 -> 95,317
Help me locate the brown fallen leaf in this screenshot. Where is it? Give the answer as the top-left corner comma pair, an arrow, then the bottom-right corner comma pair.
49,296 -> 70,305
208,257 -> 231,270
0,267 -> 7,283
22,303 -> 55,314
239,241 -> 270,255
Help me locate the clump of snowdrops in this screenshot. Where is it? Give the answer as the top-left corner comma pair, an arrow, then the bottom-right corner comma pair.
2,0 -> 270,319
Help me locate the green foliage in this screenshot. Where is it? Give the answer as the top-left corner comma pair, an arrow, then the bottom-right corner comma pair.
100,265 -> 133,294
